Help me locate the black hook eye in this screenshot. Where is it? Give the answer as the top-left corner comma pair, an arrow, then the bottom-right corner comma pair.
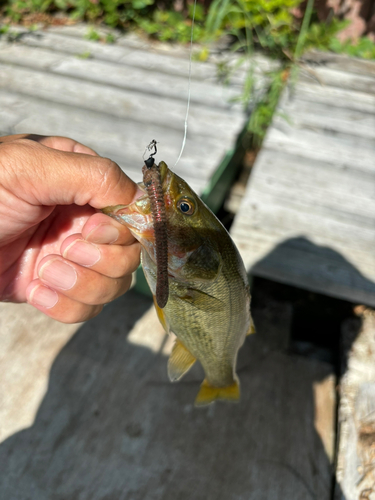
145,157 -> 155,169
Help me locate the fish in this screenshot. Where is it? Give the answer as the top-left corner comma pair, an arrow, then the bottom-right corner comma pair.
102,160 -> 254,406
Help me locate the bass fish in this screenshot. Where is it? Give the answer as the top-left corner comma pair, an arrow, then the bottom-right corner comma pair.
103,160 -> 254,406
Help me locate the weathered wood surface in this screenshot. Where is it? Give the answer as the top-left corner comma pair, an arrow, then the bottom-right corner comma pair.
335,308 -> 375,499
0,26 -> 337,498
0,25 -> 258,192
0,290 -> 336,499
230,52 -> 375,306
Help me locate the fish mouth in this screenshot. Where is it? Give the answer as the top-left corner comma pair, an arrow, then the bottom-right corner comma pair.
102,161 -> 172,241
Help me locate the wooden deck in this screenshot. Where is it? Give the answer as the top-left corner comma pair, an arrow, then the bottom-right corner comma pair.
0,26 -> 373,499
0,289 -> 336,500
230,51 -> 375,307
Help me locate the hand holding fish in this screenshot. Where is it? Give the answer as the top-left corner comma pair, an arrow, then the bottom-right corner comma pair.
0,134 -> 141,323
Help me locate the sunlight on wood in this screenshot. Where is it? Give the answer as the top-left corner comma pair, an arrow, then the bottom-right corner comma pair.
0,303 -> 80,442
313,374 -> 336,463
127,306 -> 168,353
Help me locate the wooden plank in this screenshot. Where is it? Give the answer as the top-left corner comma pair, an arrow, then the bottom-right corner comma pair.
0,90 -> 232,192
235,197 -> 375,260
278,93 -> 375,140
4,29 -> 234,82
232,226 -> 375,306
0,44 -> 243,110
248,163 -> 375,224
233,216 -> 375,273
291,81 -> 375,113
313,374 -> 336,463
299,65 -> 375,94
249,149 -> 375,199
265,123 -> 375,173
0,64 -> 245,141
233,150 -> 375,259
231,53 -> 375,308
335,308 -> 375,499
303,50 -> 375,78
0,290 -> 335,499
0,302 -> 80,442
19,24 -> 280,80
1,26 -> 279,100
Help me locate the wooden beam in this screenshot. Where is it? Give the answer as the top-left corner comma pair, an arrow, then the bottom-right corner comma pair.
335,308 -> 375,499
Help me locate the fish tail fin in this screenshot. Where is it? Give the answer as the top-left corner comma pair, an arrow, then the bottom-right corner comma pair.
194,377 -> 240,407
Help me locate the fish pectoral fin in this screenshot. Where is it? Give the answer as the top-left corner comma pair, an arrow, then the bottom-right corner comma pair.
194,378 -> 240,407
168,339 -> 196,382
153,295 -> 170,333
179,288 -> 224,312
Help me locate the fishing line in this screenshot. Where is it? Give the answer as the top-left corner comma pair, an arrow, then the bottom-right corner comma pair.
174,0 -> 198,167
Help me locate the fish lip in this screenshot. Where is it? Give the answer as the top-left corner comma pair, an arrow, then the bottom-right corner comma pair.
108,182 -> 148,216
137,182 -> 147,195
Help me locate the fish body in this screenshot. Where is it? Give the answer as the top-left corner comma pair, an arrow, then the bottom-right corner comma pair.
103,161 -> 253,406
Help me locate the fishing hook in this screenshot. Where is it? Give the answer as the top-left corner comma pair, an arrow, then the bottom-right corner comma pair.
143,139 -> 158,169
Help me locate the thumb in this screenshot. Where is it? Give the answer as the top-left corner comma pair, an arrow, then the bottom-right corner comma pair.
0,138 -> 139,209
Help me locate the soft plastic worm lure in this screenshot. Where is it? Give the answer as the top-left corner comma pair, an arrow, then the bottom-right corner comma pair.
142,141 -> 169,308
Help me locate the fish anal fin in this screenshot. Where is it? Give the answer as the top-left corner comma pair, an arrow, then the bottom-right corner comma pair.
194,378 -> 240,407
168,339 -> 196,382
153,295 -> 169,333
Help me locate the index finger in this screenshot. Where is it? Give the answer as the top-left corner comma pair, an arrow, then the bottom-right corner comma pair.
0,138 -> 139,209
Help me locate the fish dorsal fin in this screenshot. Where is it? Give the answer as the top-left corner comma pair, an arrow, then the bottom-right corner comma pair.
168,339 -> 196,382
195,377 -> 240,407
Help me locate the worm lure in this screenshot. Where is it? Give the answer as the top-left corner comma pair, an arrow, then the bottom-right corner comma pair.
142,141 -> 169,308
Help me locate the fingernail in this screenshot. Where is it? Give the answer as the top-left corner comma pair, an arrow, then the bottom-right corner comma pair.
86,224 -> 119,244
29,285 -> 58,308
39,259 -> 77,290
63,239 -> 100,267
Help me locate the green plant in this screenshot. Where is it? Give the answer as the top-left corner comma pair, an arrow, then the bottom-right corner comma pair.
247,67 -> 287,146
105,32 -> 116,43
330,35 -> 375,60
85,27 -> 100,41
206,0 -> 302,57
77,50 -> 92,58
203,0 -> 362,145
2,0 -> 206,43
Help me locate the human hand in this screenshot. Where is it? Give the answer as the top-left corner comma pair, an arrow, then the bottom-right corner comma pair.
0,134 -> 141,323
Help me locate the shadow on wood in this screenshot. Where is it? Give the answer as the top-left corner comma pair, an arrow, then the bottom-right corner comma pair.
250,236 -> 375,309
0,283 -> 338,500
251,236 -> 375,500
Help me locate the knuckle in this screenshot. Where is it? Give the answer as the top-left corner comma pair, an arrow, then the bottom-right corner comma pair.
94,157 -> 123,196
60,304 -> 103,323
81,304 -> 103,321
109,255 -> 132,279
84,279 -> 123,305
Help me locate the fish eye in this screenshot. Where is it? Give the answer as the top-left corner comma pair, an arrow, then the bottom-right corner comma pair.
177,198 -> 195,216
